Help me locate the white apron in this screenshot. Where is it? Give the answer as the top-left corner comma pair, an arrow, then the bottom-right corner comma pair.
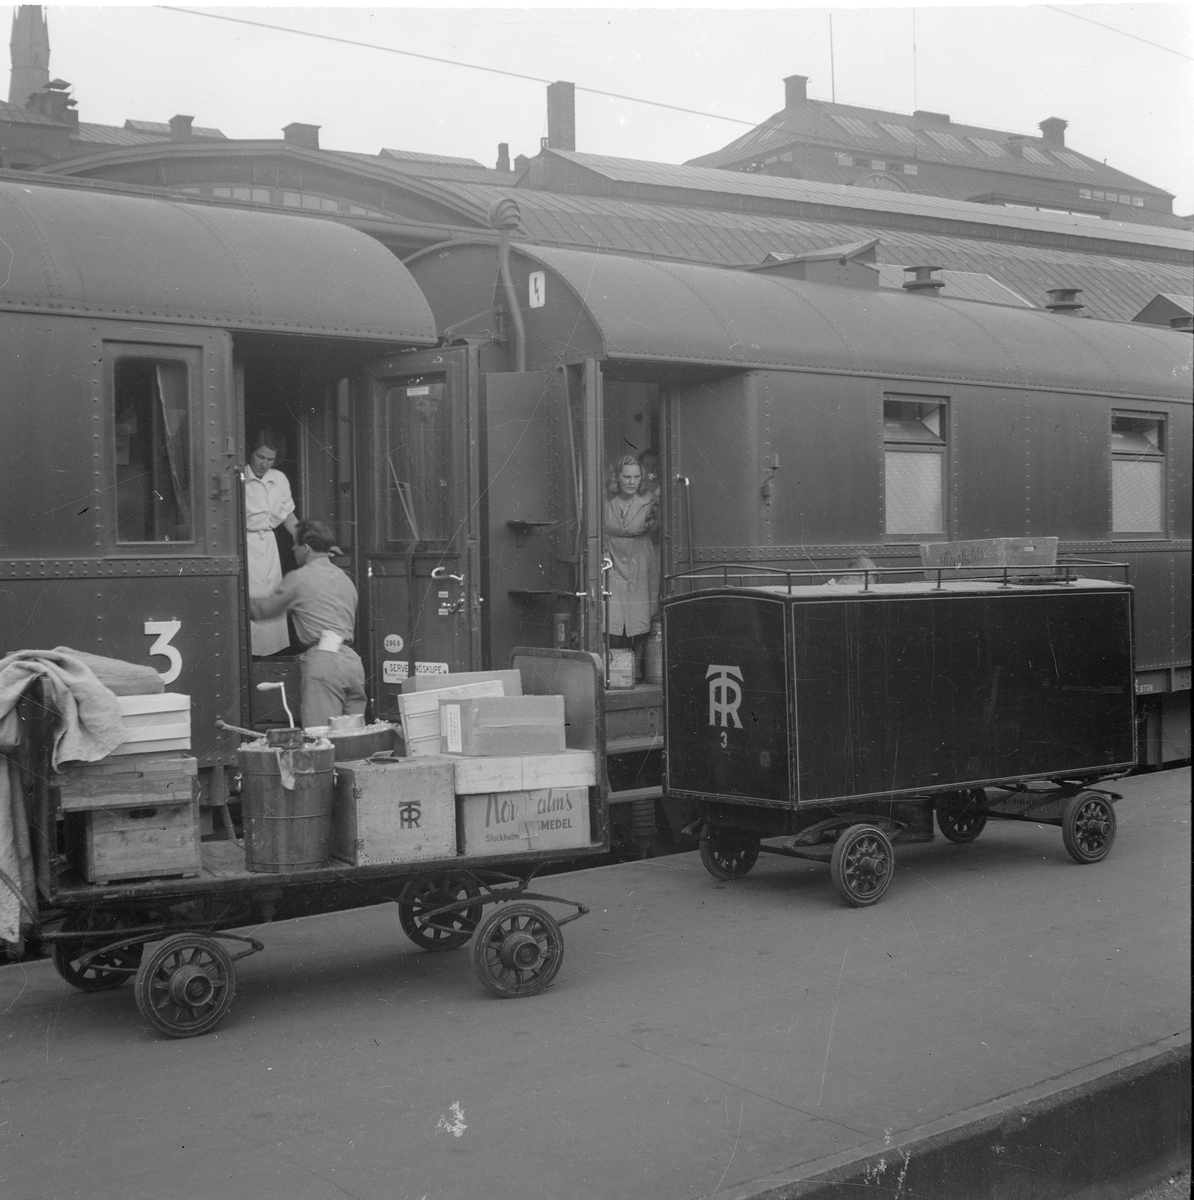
247,529 -> 290,655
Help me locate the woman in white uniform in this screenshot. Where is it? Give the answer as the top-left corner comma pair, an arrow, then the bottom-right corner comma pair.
244,429 -> 298,656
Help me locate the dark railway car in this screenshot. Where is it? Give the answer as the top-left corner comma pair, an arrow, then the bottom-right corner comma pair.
0,177 -> 449,805
404,234 -> 1189,849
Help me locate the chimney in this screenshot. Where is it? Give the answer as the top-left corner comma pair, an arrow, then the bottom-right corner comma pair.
169,114 -> 193,141
903,265 -> 945,294
1039,117 -> 1067,146
546,80 -> 575,151
282,122 -> 320,150
496,142 -> 510,172
26,78 -> 76,126
1045,287 -> 1084,315
513,153 -> 531,172
914,109 -> 950,123
784,74 -> 808,109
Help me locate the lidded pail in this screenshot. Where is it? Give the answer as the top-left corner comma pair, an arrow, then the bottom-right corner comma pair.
238,740 -> 335,873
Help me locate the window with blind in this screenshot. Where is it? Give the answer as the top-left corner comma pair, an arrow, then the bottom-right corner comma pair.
884,397 -> 947,538
1111,412 -> 1165,535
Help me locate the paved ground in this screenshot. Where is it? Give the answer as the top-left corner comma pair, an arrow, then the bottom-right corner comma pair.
1,768 -> 1188,1200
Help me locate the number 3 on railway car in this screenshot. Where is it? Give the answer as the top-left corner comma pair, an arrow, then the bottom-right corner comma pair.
144,619 -> 183,684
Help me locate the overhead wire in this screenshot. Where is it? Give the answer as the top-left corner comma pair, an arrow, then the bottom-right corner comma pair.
1045,6 -> 1193,62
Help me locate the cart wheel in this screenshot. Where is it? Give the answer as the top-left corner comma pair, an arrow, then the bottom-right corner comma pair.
699,832 -> 761,881
936,791 -> 989,843
398,874 -> 483,952
134,935 -> 237,1038
1062,792 -> 1117,864
472,903 -> 564,999
52,912 -> 144,993
830,824 -> 895,907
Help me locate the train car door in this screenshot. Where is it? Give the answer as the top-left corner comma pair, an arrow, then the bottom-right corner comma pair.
362,346 -> 481,721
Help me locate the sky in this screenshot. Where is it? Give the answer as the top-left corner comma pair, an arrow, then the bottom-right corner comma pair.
6,3 -> 1193,214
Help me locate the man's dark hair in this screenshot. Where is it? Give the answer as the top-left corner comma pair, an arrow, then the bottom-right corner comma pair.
294,519 -> 337,552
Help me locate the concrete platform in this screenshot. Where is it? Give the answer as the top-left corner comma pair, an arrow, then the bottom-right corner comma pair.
1,768 -> 1188,1200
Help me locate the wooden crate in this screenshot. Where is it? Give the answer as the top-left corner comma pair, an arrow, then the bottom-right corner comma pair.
397,680 -> 505,756
53,754 -> 198,812
332,756 -> 456,866
112,694 -> 191,756
457,788 -> 592,857
66,800 -> 201,885
450,750 -> 596,795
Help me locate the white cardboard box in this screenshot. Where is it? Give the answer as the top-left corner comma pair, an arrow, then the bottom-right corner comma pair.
457,787 -> 592,857
450,750 -> 597,795
401,669 -> 523,696
113,694 -> 191,756
398,680 -> 505,756
332,756 -> 456,865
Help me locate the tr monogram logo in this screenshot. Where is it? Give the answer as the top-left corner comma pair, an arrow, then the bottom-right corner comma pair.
706,664 -> 743,729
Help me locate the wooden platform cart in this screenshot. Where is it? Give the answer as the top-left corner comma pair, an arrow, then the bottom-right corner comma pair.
19,649 -> 609,1038
662,564 -> 1135,906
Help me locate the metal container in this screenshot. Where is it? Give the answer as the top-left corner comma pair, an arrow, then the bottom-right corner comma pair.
238,742 -> 335,873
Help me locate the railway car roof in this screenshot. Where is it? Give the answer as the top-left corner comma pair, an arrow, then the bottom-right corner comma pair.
0,180 -> 438,343
511,243 -> 1192,400
668,577 -> 1131,601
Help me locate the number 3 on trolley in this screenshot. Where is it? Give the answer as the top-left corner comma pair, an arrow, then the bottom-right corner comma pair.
145,619 -> 183,684
719,730 -> 728,749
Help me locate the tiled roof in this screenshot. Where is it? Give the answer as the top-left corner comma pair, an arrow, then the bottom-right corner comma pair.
0,98 -> 64,127
423,181 -> 1193,322
686,97 -> 1166,196
538,151 -> 1191,254
379,148 -> 482,166
72,123 -> 165,147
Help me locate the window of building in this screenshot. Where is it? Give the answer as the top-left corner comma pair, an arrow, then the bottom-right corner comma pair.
281,191 -> 301,207
1111,412 -> 1165,535
112,357 -> 193,544
969,138 -> 1005,157
1132,196 -> 1144,207
835,152 -> 853,166
884,397 -> 947,537
878,122 -> 918,143
1020,145 -> 1051,165
870,159 -> 887,171
1078,188 -> 1092,200
832,115 -> 878,138
922,128 -> 968,153
901,163 -> 919,175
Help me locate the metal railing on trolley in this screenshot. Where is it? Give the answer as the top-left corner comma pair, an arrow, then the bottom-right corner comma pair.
664,557 -> 1131,597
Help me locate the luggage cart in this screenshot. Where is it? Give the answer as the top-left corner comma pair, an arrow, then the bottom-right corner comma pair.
662,563 -> 1135,906
18,649 -> 608,1038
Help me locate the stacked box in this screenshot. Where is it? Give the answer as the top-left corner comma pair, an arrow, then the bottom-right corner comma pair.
54,754 -> 198,811
112,694 -> 191,756
398,680 -> 504,757
439,695 -> 566,756
401,669 -> 523,696
332,756 -> 456,865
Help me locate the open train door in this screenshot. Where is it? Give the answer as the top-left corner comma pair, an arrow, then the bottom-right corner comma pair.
361,345 -> 482,723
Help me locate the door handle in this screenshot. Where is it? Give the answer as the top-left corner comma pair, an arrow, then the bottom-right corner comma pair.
431,568 -> 464,583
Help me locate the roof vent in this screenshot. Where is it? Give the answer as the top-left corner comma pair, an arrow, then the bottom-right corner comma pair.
169,114 -> 193,142
1039,117 -> 1067,146
903,265 -> 945,293
784,74 -> 808,108
914,109 -> 950,123
283,122 -> 320,150
1170,315 -> 1194,333
1045,287 -> 1084,315
488,197 -> 522,232
496,143 -> 510,172
748,238 -> 880,289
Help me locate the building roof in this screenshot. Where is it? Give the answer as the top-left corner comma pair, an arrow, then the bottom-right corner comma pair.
0,96 -> 60,126
532,150 -> 1192,255
123,119 -> 226,139
687,95 -> 1168,198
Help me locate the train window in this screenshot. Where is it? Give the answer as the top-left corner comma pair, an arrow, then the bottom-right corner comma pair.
1111,413 -> 1165,534
385,381 -> 450,544
112,358 -> 193,544
884,398 -> 946,537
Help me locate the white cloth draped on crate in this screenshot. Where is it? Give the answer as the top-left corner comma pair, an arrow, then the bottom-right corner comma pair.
0,650 -> 126,945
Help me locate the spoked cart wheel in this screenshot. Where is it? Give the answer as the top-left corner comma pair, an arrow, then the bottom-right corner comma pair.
52,912 -> 144,992
472,903 -> 564,998
699,830 -> 761,881
936,790 -> 989,844
830,824 -> 895,907
398,873 -> 484,952
1062,792 -> 1117,864
134,935 -> 237,1038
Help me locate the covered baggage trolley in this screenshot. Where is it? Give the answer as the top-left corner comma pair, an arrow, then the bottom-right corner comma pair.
18,649 -> 608,1038
662,564 -> 1135,905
